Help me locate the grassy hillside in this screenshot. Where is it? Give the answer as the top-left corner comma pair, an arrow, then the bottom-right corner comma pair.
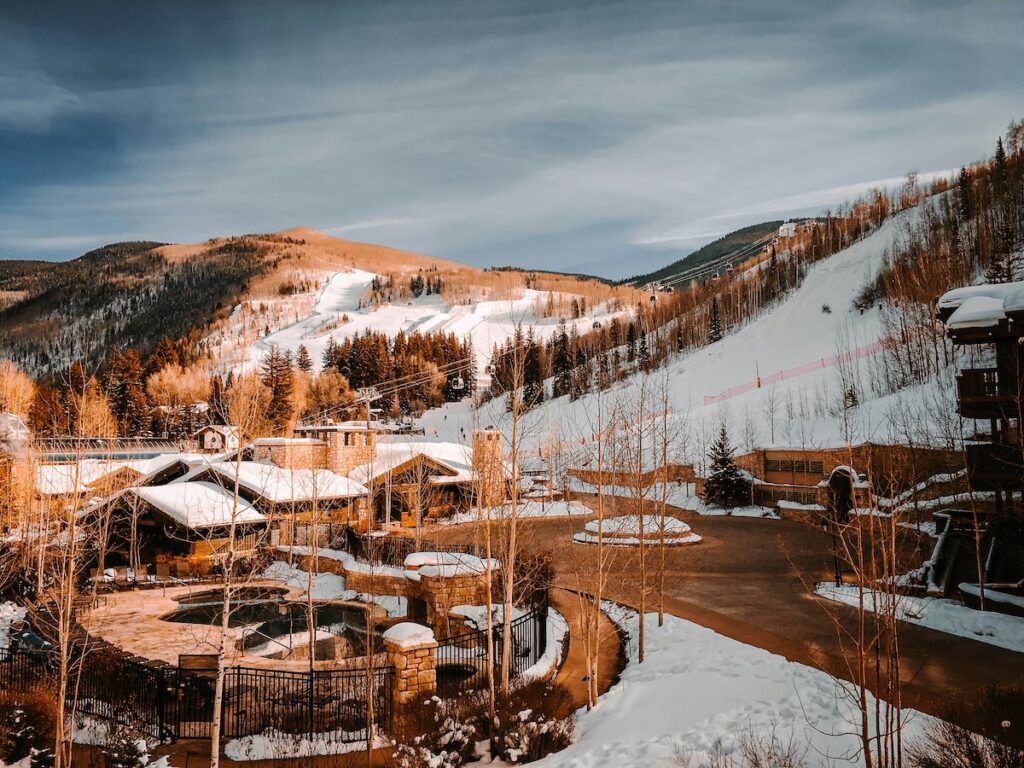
624,220 -> 782,286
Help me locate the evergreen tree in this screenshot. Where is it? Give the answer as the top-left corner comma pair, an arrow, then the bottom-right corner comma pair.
104,348 -> 149,437
703,424 -> 750,509
260,344 -> 295,434
957,166 -> 973,221
209,374 -> 227,424
144,336 -> 179,379
296,344 -> 313,373
708,297 -> 722,343
552,320 -> 572,398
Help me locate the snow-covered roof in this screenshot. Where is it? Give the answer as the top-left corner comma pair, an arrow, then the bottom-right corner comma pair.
946,296 -> 1007,330
937,281 -> 1024,313
349,439 -> 511,486
130,481 -> 265,529
177,460 -> 367,502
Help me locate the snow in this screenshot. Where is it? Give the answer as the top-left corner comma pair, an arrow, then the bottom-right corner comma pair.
233,264 -> 625,376
572,514 -> 703,546
532,604 -> 932,768
518,608 -> 568,683
383,622 -> 436,647
449,603 -> 528,630
404,552 -> 500,575
946,295 -> 1006,329
420,205 -> 949,464
0,601 -> 27,658
440,499 -> 594,525
262,559 -> 407,614
583,514 -> 691,535
263,559 -> 349,600
959,583 -> 1024,610
130,481 -> 265,529
816,583 -> 1024,654
224,729 -> 386,761
175,460 -> 368,501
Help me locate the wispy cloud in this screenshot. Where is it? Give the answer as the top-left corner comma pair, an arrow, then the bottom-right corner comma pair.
0,1 -> 1021,278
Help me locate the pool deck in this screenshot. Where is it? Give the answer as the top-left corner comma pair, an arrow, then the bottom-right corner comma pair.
83,581 -> 377,670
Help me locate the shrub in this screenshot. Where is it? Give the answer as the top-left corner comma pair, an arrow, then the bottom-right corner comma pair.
391,694 -> 482,768
492,681 -> 575,764
0,686 -> 57,766
908,719 -> 1024,768
673,723 -> 808,768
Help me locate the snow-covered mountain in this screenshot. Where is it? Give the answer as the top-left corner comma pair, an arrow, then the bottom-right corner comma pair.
420,200 -> 950,462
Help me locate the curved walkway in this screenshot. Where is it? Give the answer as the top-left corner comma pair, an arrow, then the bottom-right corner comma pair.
549,587 -> 623,708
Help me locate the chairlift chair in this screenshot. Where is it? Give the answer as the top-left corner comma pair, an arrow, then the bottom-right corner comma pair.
451,376 -> 466,391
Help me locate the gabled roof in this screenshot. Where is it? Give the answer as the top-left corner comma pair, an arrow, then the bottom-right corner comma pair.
349,439 -> 510,486
130,481 -> 265,529
176,460 -> 367,502
35,453 -> 211,496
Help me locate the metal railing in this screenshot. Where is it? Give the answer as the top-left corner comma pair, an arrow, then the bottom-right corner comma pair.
436,596 -> 549,696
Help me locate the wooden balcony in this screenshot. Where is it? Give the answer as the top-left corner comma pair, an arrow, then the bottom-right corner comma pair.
966,442 -> 1024,491
956,368 -> 1019,420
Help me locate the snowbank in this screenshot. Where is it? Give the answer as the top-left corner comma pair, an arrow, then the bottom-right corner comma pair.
816,583 -> 1024,654
225,729 -> 386,761
532,604 -> 932,767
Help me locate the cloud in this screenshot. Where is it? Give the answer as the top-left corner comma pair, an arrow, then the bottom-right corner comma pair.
0,0 -> 1022,277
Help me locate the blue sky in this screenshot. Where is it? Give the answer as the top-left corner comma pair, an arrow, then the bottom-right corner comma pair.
1,1 -> 1022,279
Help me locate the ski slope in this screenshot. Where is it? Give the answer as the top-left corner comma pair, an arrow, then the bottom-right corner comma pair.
421,203 -> 943,458
235,268 -> 624,375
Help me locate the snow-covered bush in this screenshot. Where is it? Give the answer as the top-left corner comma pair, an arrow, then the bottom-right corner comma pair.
493,681 -> 574,764
391,695 -> 480,768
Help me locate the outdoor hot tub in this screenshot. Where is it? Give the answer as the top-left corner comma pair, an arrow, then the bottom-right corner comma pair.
160,587 -> 384,660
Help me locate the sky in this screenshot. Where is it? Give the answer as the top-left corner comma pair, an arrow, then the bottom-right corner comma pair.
1,1 -> 1022,280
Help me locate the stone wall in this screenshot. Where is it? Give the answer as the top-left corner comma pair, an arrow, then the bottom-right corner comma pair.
409,571 -> 492,640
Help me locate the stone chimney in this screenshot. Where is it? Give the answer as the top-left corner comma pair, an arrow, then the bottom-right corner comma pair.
324,426 -> 377,477
472,429 -> 504,508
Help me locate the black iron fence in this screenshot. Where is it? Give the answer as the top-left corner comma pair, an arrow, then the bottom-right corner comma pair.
0,647 -> 392,745
221,665 -> 392,742
0,597 -> 548,743
436,596 -> 549,696
0,647 -> 177,742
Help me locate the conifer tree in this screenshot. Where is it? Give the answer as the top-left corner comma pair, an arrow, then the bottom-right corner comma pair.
552,319 -> 572,398
703,424 -> 750,508
260,344 -> 295,434
708,297 -> 722,343
296,344 -> 313,373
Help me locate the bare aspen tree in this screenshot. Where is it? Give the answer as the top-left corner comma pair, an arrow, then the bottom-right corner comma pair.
207,371 -> 271,768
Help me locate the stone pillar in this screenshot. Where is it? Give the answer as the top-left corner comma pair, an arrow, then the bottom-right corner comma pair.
382,623 -> 438,706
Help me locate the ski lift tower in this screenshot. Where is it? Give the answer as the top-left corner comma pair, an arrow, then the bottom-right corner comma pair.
355,386 -> 383,429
